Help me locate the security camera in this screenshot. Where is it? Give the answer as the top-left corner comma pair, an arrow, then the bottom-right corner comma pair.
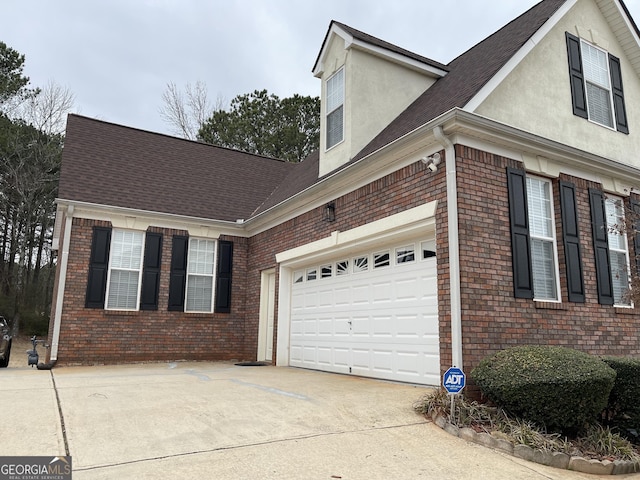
427,162 -> 438,172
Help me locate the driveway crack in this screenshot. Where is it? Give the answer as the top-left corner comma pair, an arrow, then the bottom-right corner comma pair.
50,370 -> 70,456
73,421 -> 427,472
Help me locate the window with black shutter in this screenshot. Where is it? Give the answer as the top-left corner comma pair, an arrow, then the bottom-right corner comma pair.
140,232 -> 162,310
589,189 -> 614,305
566,32 -> 629,133
559,181 -> 585,302
215,240 -> 233,313
506,167 -> 534,299
85,227 -> 112,308
168,235 -> 188,311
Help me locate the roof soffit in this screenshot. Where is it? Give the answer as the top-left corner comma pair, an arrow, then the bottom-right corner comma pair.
595,0 -> 640,77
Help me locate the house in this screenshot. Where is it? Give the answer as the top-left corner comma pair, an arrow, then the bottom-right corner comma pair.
48,0 -> 640,388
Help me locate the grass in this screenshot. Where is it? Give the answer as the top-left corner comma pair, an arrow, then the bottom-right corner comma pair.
414,388 -> 640,463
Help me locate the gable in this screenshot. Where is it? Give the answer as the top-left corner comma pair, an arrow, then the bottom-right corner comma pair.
473,0 -> 640,169
315,22 -> 447,177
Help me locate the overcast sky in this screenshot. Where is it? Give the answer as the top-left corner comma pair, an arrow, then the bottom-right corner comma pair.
3,0 -> 640,136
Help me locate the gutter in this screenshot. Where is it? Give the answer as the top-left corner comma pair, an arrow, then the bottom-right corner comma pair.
433,126 -> 463,370
50,204 -> 74,362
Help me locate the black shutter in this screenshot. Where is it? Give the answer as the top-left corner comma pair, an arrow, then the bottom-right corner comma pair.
589,189 -> 614,305
215,240 -> 233,313
566,32 -> 588,119
168,235 -> 188,311
85,226 -> 112,308
630,198 -> 640,275
559,181 -> 585,302
608,54 -> 629,134
140,232 -> 162,311
506,167 -> 534,299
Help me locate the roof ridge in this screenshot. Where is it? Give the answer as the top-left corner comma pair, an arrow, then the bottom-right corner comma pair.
326,20 -> 449,72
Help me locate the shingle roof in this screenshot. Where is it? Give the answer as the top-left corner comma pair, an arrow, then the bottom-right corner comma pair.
59,1 -> 571,224
58,114 -> 295,222
353,0 -> 567,161
315,21 -> 449,74
252,149 -> 320,216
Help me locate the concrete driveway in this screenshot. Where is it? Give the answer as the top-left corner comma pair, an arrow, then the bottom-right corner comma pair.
1,361 -> 634,479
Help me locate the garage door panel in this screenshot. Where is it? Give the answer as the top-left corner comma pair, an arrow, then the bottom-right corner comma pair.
289,237 -> 439,385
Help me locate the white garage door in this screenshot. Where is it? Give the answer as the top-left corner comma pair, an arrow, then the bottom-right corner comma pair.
289,238 -> 439,385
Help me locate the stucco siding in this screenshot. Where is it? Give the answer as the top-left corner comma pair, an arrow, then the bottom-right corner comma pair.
474,0 -> 640,169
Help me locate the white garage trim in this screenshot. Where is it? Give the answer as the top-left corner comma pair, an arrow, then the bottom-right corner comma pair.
275,201 -> 437,370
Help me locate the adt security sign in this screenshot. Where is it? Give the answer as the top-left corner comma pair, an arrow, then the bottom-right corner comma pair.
443,367 -> 466,394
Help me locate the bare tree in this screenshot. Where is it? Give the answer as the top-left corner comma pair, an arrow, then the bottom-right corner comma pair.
159,81 -> 224,140
16,80 -> 75,135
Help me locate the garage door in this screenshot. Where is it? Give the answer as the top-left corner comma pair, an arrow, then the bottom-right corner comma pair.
289,238 -> 439,385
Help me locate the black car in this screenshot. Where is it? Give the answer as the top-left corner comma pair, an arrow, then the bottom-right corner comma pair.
0,316 -> 12,368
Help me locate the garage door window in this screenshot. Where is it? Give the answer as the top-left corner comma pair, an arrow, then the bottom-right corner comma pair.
354,256 -> 369,273
336,260 -> 349,275
291,240 -> 433,285
307,268 -> 317,281
396,246 -> 415,264
321,265 -> 332,278
422,240 -> 437,259
374,251 -> 390,268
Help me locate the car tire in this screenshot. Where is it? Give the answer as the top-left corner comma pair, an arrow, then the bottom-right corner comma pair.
0,339 -> 11,368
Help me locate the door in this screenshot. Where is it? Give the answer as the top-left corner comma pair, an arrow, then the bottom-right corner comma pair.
258,269 -> 276,362
288,238 -> 439,385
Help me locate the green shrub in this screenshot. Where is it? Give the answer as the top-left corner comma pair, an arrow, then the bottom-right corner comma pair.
471,345 -> 616,433
602,356 -> 640,441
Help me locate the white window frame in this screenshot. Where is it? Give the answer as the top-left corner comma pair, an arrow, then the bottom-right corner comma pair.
185,238 -> 217,313
105,229 -> 145,311
526,176 -> 561,302
605,197 -> 631,306
581,39 -> 615,130
325,67 -> 344,150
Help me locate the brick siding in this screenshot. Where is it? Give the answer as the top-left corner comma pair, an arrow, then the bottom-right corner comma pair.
49,144 -> 640,381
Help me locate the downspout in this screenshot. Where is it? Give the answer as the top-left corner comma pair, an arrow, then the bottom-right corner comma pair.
433,126 -> 463,370
50,204 -> 74,362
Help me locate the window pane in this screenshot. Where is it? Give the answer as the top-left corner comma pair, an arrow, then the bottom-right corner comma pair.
396,246 -> 415,264
353,256 -> 368,272
326,68 -> 344,112
293,271 -> 304,283
327,106 -> 344,148
111,230 -> 143,269
610,251 -> 630,305
582,42 -> 610,88
326,68 -> 344,149
606,199 -> 626,249
586,83 -> 613,128
306,268 -> 317,281
421,239 -> 436,259
321,265 -> 332,278
188,239 -> 215,275
531,239 -> 557,300
527,178 -> 553,238
374,251 -> 390,268
107,270 -> 139,309
186,275 -> 213,311
336,260 -> 349,275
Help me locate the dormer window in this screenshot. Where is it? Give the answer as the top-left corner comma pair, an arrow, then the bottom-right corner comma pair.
326,67 -> 344,149
565,32 -> 628,133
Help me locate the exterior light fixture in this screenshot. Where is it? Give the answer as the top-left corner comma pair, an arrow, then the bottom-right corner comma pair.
420,152 -> 442,172
324,202 -> 336,222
